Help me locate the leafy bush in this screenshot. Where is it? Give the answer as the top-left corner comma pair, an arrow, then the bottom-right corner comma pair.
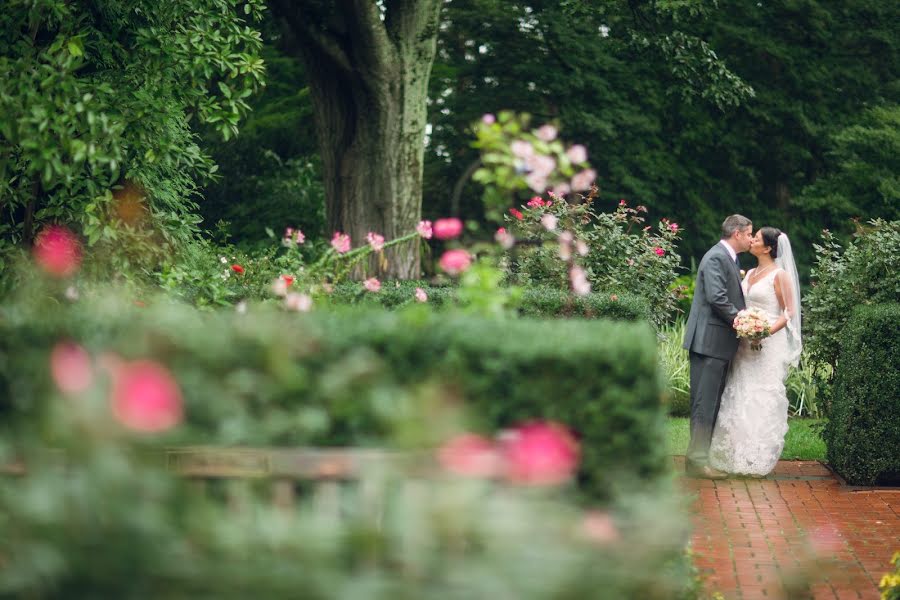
658,320 -> 690,417
824,304 -> 900,486
806,219 -> 900,373
0,290 -> 669,499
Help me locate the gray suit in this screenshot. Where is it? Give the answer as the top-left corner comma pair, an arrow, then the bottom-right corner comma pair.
682,242 -> 746,465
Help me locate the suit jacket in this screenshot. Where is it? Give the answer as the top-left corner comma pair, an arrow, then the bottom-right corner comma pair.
683,242 -> 746,360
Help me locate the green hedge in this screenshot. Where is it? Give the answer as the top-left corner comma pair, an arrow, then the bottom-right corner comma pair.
0,294 -> 667,498
328,281 -> 650,321
824,304 -> 900,486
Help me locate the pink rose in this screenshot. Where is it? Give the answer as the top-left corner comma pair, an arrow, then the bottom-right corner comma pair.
415,287 -> 428,303
570,265 -> 591,296
541,213 -> 558,231
363,277 -> 381,292
439,249 -> 472,275
433,218 -> 464,240
566,144 -> 588,164
668,222 -> 679,233
366,232 -> 385,252
654,247 -> 665,257
284,292 -> 313,312
294,230 -> 305,244
438,433 -> 499,478
570,169 -> 597,192
500,421 -> 580,486
482,113 -> 496,124
50,342 -> 93,395
581,511 -> 620,544
509,207 -> 524,220
510,140 -> 534,159
495,227 -> 515,250
416,220 -> 433,239
331,232 -> 351,253
527,196 -> 546,208
110,360 -> 183,433
33,225 -> 82,277
535,124 -> 558,142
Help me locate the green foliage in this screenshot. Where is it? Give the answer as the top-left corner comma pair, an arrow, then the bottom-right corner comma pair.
658,321 -> 690,418
882,553 -> 900,600
806,220 -> 900,373
0,292 -> 669,499
0,0 -> 265,265
824,304 -> 900,486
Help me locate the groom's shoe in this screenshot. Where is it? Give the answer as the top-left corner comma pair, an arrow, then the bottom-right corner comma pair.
684,461 -> 728,480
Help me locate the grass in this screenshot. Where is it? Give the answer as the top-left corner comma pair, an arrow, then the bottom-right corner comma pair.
666,417 -> 827,461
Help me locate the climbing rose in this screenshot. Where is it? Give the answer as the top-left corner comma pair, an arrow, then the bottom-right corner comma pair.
366,232 -> 385,252
416,220 -> 433,239
363,277 -> 381,292
110,360 -> 183,433
654,247 -> 666,257
527,196 -> 547,208
509,207 -> 524,220
439,249 -> 472,275
433,218 -> 463,240
668,222 -> 679,233
50,342 -> 93,395
499,421 -> 580,486
330,232 -> 351,253
438,433 -> 499,478
33,225 -> 82,277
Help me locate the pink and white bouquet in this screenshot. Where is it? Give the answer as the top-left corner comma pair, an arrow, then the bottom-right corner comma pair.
733,308 -> 771,351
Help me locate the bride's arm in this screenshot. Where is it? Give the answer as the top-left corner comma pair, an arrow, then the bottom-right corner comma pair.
770,271 -> 795,335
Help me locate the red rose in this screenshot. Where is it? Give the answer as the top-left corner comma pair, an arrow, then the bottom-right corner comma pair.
231,264 -> 244,274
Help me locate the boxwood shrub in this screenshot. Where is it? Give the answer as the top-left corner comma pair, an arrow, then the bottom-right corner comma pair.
0,294 -> 667,498
824,304 -> 900,486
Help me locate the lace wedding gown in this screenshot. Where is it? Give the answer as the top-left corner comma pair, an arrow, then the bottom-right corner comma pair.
709,269 -> 792,476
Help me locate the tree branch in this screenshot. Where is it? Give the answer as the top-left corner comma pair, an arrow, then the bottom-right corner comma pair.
336,0 -> 395,73
270,0 -> 353,73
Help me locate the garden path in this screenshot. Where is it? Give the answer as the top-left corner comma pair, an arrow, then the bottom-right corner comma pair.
675,458 -> 900,600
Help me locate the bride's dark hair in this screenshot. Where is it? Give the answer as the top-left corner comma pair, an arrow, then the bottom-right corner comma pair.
759,227 -> 782,258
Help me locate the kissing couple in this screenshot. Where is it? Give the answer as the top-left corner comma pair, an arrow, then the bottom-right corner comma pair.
683,215 -> 802,479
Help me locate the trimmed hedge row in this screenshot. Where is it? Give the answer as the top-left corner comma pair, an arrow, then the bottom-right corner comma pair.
0,294 -> 668,498
824,304 -> 900,486
328,281 -> 651,321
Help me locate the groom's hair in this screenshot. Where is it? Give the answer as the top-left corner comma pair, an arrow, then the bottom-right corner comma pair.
759,227 -> 782,258
721,214 -> 752,239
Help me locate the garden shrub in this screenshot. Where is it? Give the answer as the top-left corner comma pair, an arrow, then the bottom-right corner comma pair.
0,292 -> 668,498
824,304 -> 900,486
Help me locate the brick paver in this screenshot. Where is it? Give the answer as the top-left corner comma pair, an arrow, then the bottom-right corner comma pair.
675,458 -> 900,600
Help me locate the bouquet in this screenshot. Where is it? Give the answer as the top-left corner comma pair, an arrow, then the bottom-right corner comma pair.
733,307 -> 771,351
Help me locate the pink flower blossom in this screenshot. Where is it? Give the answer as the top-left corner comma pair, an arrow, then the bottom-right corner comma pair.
280,274 -> 294,287
285,292 -> 313,312
668,222 -> 679,233
284,227 -> 293,237
610,294 -> 619,302
271,278 -> 289,297
33,225 -> 82,277
654,247 -> 666,257
570,169 -> 597,192
527,196 -> 546,208
495,227 -> 515,250
438,433 -> 499,478
509,207 -> 524,220
415,287 -> 428,303
439,249 -> 472,275
535,124 -> 558,142
619,199 -> 627,206
366,232 -> 385,252
576,240 -> 589,256
110,360 -> 183,433
510,140 -> 534,159
527,154 -> 556,177
363,277 -> 381,292
499,421 -> 580,486
541,213 -> 558,231
552,183 -> 571,197
581,511 -> 620,544
50,342 -> 93,395
525,171 -> 548,193
294,230 -> 305,244
566,144 -> 588,164
331,232 -> 351,253
570,265 -> 591,296
416,220 -> 433,239
433,218 -> 464,240
482,113 -> 496,124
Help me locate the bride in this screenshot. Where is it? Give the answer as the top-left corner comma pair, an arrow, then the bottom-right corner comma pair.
709,227 -> 802,477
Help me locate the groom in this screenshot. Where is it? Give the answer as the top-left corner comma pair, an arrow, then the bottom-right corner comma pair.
682,214 -> 753,479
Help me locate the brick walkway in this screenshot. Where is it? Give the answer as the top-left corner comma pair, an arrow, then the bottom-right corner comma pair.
676,458 -> 900,600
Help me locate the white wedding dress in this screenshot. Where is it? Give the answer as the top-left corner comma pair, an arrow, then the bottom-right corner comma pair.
708,268 -> 794,476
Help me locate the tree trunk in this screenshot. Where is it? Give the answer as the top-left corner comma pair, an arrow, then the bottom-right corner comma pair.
272,1 -> 443,279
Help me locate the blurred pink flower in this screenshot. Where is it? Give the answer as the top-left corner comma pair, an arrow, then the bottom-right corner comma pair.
566,144 -> 588,164
668,222 -> 679,233
619,199 -> 627,206
576,240 -> 589,256
500,421 -> 580,485
525,172 -> 548,193
527,196 -> 546,208
510,140 -> 534,159
527,154 -> 556,177
433,218 -> 463,240
654,247 -> 666,257
552,183 -> 571,197
416,220 -> 433,239
363,277 -> 381,292
50,342 -> 93,395
535,124 -> 558,142
33,225 -> 82,277
366,232 -> 385,252
636,205 -> 648,213
610,294 -> 619,302
495,227 -> 515,250
570,169 -> 597,192
570,265 -> 591,296
415,287 -> 428,303
509,207 -> 524,220
285,292 -> 313,312
438,433 -> 499,478
482,113 -> 496,124
541,214 -> 558,231
271,278 -> 289,297
439,249 -> 472,275
581,511 -> 620,544
331,232 -> 351,253
110,360 -> 183,433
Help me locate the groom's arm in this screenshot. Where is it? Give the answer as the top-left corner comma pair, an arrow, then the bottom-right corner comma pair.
703,255 -> 740,325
